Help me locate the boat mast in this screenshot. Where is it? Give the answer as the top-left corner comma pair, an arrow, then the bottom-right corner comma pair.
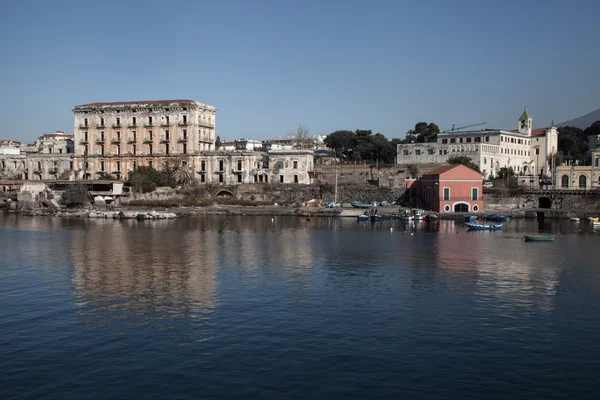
334,164 -> 338,205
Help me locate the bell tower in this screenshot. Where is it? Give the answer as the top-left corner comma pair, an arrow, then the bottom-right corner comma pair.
518,107 -> 532,135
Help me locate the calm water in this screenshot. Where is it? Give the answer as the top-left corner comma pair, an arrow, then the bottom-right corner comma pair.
1,213 -> 599,399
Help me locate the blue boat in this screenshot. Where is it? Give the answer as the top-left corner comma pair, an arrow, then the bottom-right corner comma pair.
484,214 -> 510,222
357,215 -> 369,222
466,223 -> 502,231
351,201 -> 373,209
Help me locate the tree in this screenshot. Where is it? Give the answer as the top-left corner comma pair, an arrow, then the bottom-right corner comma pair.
558,126 -> 588,164
294,124 -> 312,149
447,155 -> 480,172
215,135 -> 222,150
172,166 -> 194,187
60,184 -> 91,208
128,165 -> 174,193
404,122 -> 440,143
324,130 -> 354,159
406,164 -> 421,179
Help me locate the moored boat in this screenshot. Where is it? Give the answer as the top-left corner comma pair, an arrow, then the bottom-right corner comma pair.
524,235 -> 555,242
588,217 -> 599,222
593,221 -> 600,228
351,201 -> 372,209
370,215 -> 382,222
400,210 -> 413,220
466,223 -> 502,231
413,209 -> 424,220
569,217 -> 580,222
357,214 -> 369,222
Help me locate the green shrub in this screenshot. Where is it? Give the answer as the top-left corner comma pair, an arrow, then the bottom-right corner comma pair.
60,185 -> 90,208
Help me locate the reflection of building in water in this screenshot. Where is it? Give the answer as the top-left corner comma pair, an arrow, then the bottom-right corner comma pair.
70,220 -> 218,327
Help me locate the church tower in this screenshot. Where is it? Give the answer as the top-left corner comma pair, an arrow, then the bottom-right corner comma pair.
518,107 -> 532,135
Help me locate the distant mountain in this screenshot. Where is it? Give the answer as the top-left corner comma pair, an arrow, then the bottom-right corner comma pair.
558,108 -> 600,130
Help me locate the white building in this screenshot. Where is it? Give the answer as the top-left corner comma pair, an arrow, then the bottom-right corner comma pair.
396,110 -> 558,179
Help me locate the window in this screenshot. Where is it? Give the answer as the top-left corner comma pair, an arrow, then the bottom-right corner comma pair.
293,160 -> 298,169
439,150 -> 443,155
165,144 -> 169,155
149,116 -> 153,125
403,150 -> 409,156
116,117 -> 120,127
218,174 -> 223,183
428,149 -> 435,155
183,129 -> 187,140
278,160 -> 284,169
133,161 -> 137,169
149,131 -> 152,140
149,144 -> 153,155
149,161 -> 153,168
415,150 -> 421,156
294,175 -> 299,183
237,174 -> 242,183
485,136 -> 489,142
133,131 -> 137,141
183,143 -> 187,154
132,117 -> 136,126
237,160 -> 242,170
84,118 -> 88,127
100,144 -> 104,155
579,175 -> 587,188
200,174 -> 206,183
474,137 -> 481,143
484,158 -> 487,164
466,137 -> 472,143
219,160 -> 224,171
100,131 -> 105,141
450,138 -> 456,143
443,187 -> 450,201
100,117 -> 104,126
84,132 -> 88,141
280,175 -> 284,183
201,160 -> 206,171
116,161 -> 121,172
116,144 -> 120,155
166,116 -> 170,125
535,148 -> 539,155
116,131 -> 121,141
183,115 -> 187,124
165,130 -> 170,140
85,162 -> 89,170
100,161 -> 105,171
459,138 -> 463,143
443,150 -> 448,155
254,175 -> 258,183
133,144 -> 136,155
442,139 -> 448,144
265,175 -> 268,183
472,188 -> 478,201
69,161 -> 73,170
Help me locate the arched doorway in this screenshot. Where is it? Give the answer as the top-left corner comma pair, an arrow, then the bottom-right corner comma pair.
538,196 -> 551,220
216,190 -> 233,198
561,175 -> 569,188
453,203 -> 469,212
579,175 -> 587,189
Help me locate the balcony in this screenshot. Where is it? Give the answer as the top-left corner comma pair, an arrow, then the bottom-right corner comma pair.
198,121 -> 214,128
160,136 -> 170,143
128,124 -> 137,128
198,170 -> 207,174
49,169 -> 58,175
160,123 -> 171,127
96,124 -> 105,129
178,137 -> 188,143
198,138 -> 213,143
143,138 -> 153,143
111,124 -> 121,129
33,170 -> 43,175
96,138 -> 106,144
232,169 -> 244,174
144,123 -> 154,127
127,137 -> 137,143
78,125 -> 90,130
79,139 -> 89,145
178,122 -> 189,127
111,138 -> 121,144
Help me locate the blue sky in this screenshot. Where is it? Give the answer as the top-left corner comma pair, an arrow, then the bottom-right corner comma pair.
1,0 -> 599,142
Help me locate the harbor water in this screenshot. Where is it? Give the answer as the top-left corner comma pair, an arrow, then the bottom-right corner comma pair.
1,213 -> 599,399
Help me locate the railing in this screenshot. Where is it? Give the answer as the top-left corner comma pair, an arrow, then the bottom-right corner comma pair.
96,124 -> 105,128
198,121 -> 214,128
128,124 -> 137,128
96,138 -> 105,143
160,123 -> 171,127
144,123 -> 154,127
78,125 -> 89,129
79,140 -> 89,144
111,124 -> 121,128
127,137 -> 137,143
111,138 -> 121,144
178,122 -> 189,127
160,136 -> 170,142
143,138 -> 153,143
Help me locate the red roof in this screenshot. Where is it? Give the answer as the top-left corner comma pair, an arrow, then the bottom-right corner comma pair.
75,100 -> 196,107
531,128 -> 546,137
424,163 -> 483,177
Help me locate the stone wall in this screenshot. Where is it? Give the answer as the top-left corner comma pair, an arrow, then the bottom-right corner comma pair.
17,182 -> 60,210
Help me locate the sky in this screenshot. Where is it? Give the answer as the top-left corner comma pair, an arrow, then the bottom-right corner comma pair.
1,0 -> 599,143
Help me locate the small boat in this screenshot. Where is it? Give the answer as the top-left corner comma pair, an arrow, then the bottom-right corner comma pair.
588,217 -> 599,222
569,217 -> 580,222
524,235 -> 555,242
413,209 -> 424,220
400,210 -> 413,220
370,215 -> 382,222
484,214 -> 510,222
357,214 -> 369,222
351,201 -> 373,209
466,223 -> 502,231
593,221 -> 600,227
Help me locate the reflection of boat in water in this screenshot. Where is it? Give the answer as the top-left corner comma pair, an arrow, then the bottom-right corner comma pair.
357,215 -> 369,222
593,221 -> 600,228
466,223 -> 502,231
524,235 -> 554,242
424,214 -> 438,222
370,215 -> 382,222
351,201 -> 372,209
570,217 -> 580,222
485,214 -> 510,222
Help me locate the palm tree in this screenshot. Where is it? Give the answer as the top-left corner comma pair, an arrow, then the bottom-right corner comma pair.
172,166 -> 194,187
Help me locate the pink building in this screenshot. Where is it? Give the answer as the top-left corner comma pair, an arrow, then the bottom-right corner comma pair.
405,164 -> 484,213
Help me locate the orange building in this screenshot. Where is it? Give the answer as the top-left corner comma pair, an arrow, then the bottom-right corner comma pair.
405,164 -> 484,213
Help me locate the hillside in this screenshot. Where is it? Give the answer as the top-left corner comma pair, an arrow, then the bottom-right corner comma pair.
558,108 -> 600,130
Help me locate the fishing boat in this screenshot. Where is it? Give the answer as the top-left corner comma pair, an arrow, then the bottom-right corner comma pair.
588,217 -> 599,222
351,201 -> 372,209
466,223 -> 502,231
413,209 -> 424,220
357,214 -> 369,222
524,235 -> 555,242
400,210 -> 413,220
569,217 -> 580,222
484,214 -> 510,222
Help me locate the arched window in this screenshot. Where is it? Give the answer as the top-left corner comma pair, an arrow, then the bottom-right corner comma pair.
561,175 -> 569,187
579,175 -> 587,189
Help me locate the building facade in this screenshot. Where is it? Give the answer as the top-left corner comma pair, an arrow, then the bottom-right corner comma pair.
405,164 -> 484,213
397,110 -> 558,180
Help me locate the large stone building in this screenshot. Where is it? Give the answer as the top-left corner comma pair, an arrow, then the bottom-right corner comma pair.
554,129 -> 600,190
397,110 -> 558,180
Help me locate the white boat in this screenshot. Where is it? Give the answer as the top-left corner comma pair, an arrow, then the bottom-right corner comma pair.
413,209 -> 424,220
593,221 -> 600,228
400,210 -> 413,220
570,217 -> 580,222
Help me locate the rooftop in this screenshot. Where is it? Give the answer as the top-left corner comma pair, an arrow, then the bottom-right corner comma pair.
75,99 -> 197,108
